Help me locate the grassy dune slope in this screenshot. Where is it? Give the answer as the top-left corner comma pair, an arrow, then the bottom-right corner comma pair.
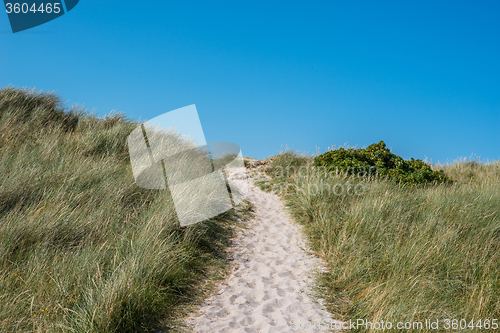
0,87 -> 250,333
262,151 -> 500,332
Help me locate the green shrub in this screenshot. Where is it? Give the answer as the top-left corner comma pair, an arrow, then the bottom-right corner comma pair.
314,141 -> 451,185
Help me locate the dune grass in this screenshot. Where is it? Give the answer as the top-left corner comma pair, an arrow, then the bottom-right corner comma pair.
0,87 -> 252,333
261,150 -> 500,332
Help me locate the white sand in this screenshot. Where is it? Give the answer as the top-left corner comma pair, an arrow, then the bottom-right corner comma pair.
184,172 -> 342,332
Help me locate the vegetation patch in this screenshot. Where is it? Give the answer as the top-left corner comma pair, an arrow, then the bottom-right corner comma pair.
314,141 -> 451,185
264,149 -> 500,332
0,87 -> 252,333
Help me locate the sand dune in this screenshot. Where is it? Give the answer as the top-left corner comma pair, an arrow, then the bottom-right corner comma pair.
185,172 -> 342,332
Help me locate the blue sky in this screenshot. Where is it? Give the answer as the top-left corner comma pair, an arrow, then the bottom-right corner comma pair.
1,1 -> 499,162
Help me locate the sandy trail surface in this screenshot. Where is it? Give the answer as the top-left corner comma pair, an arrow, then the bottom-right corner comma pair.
185,173 -> 341,332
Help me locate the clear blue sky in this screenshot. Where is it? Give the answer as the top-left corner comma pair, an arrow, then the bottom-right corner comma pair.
1,1 -> 499,162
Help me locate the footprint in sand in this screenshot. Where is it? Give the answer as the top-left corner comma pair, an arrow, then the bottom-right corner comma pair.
185,171 -> 343,332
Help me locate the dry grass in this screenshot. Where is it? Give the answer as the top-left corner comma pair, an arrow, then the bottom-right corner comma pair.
263,150 -> 500,332
0,87 -> 251,332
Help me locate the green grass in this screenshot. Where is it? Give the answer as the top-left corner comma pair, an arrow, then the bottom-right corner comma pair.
0,87 -> 252,333
262,149 -> 500,332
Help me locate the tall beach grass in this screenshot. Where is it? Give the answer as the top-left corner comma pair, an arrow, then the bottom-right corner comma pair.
262,150 -> 500,332
0,87 -> 251,332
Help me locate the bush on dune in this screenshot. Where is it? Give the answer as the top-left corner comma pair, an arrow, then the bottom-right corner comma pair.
314,141 -> 451,185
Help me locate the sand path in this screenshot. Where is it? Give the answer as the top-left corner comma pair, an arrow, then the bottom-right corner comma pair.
185,173 -> 341,332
